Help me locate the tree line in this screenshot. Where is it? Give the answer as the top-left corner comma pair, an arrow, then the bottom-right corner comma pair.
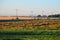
37,14 -> 60,17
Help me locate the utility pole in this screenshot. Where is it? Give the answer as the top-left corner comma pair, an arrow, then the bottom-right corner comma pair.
16,9 -> 18,20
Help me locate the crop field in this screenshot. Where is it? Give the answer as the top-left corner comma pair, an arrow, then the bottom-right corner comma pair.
0,19 -> 60,30
0,18 -> 60,40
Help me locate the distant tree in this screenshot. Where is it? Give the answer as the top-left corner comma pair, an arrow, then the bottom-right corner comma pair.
42,15 -> 47,17
37,15 -> 41,17
48,14 -> 60,17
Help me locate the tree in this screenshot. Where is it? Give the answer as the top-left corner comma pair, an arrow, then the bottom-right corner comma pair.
48,14 -> 60,17
37,15 -> 41,17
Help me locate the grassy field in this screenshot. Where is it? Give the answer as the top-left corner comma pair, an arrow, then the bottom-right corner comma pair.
0,35 -> 60,40
0,19 -> 60,40
0,29 -> 60,40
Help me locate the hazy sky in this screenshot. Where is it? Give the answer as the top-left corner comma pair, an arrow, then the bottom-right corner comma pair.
0,0 -> 60,16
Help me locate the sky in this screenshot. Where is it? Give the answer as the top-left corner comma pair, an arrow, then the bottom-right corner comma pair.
0,0 -> 60,16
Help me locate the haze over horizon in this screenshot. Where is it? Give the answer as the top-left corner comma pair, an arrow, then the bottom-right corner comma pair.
0,0 -> 60,16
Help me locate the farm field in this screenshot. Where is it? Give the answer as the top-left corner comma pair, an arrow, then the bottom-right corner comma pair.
0,18 -> 60,40
0,18 -> 60,30
0,30 -> 60,40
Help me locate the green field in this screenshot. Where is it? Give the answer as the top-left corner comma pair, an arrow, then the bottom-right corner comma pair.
0,28 -> 60,40
0,35 -> 60,40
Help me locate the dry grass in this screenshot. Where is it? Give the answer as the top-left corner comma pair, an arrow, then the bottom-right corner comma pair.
0,18 -> 60,30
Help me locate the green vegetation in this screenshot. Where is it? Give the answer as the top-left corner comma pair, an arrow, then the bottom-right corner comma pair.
0,28 -> 60,40
0,28 -> 60,35
0,36 -> 60,40
0,19 -> 60,40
